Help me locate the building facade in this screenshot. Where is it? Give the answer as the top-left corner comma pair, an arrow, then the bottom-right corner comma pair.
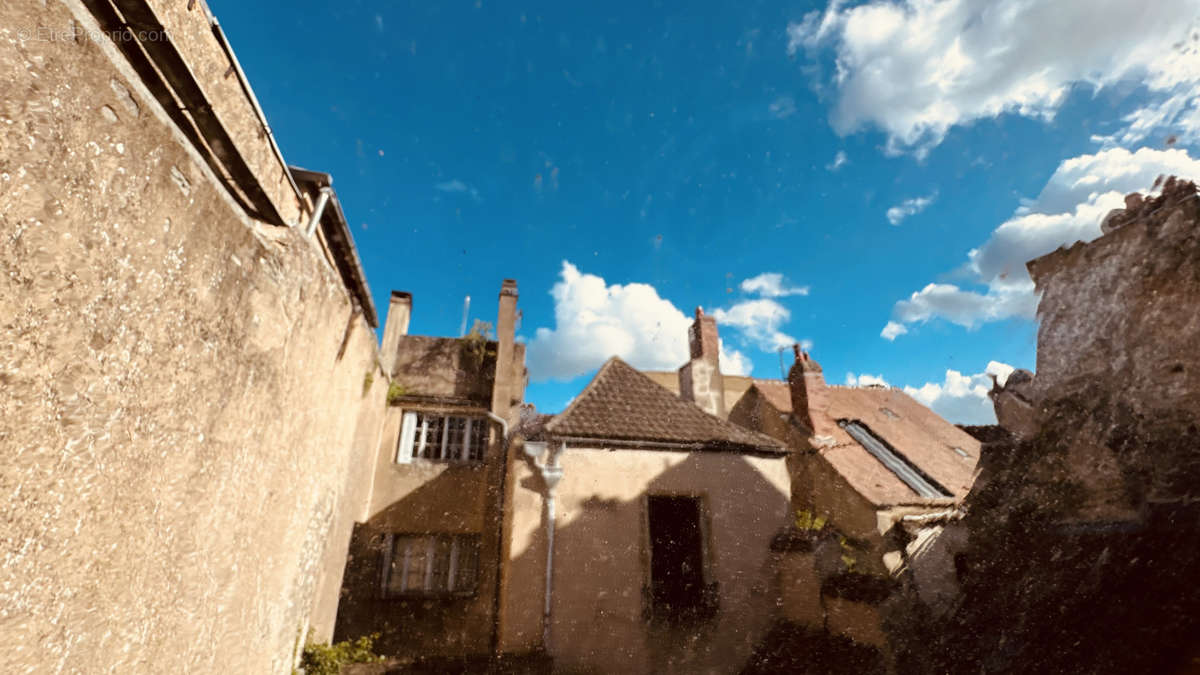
334,281 -> 525,660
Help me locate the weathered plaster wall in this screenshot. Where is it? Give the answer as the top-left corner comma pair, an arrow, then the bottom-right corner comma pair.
776,550 -> 823,627
501,447 -> 791,673
0,1 -> 380,671
388,336 -> 496,404
887,179 -> 1200,674
334,403 -> 500,662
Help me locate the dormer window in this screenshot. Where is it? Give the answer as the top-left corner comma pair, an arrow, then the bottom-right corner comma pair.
397,411 -> 488,463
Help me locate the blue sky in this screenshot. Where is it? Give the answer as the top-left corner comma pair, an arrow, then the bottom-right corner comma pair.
210,0 -> 1200,422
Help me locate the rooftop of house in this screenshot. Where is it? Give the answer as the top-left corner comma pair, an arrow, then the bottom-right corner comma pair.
290,166 -> 378,327
749,380 -> 981,506
541,357 -> 787,455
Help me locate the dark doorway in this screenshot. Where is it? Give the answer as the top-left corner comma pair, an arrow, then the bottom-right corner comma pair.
648,495 -> 707,620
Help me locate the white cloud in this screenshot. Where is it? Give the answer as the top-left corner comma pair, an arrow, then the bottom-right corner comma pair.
893,282 -> 1037,329
769,95 -> 798,119
435,179 -> 480,201
788,0 -> 1200,155
739,272 -> 810,298
711,299 -> 798,351
885,147 -> 1200,336
827,150 -> 848,171
903,361 -> 1015,424
886,192 -> 936,225
880,321 -> 908,341
526,262 -> 751,381
845,372 -> 890,387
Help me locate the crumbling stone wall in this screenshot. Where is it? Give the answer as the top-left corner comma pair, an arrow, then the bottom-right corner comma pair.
0,1 -> 382,672
887,178 -> 1200,673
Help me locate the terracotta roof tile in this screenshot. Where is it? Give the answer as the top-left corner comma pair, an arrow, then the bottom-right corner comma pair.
545,358 -> 786,453
753,380 -> 794,413
748,381 -> 981,506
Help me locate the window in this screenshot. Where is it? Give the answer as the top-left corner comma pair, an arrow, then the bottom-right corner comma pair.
646,495 -> 717,622
838,419 -> 953,499
381,533 -> 480,597
396,411 -> 489,463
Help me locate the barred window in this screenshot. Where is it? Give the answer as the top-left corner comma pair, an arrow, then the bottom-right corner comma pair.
396,411 -> 489,463
381,534 -> 480,597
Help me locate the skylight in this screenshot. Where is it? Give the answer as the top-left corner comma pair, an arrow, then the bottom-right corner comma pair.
838,420 -> 952,499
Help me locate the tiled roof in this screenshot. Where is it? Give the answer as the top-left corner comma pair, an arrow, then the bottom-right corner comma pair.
545,358 -> 786,454
749,381 -> 980,505
753,380 -> 794,413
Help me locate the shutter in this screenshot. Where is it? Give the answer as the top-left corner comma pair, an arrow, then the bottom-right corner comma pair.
397,411 -> 417,464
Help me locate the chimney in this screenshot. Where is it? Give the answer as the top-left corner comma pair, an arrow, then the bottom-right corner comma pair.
679,307 -> 726,418
379,291 -> 412,374
491,279 -> 519,419
787,344 -> 831,435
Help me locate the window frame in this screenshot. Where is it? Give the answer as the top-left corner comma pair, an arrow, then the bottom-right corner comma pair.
379,533 -> 481,599
396,410 -> 489,464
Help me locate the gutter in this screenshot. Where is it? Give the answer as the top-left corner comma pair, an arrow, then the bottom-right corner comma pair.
549,434 -> 787,457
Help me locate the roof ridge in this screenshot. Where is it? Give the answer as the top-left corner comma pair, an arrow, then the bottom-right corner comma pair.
544,357 -> 784,452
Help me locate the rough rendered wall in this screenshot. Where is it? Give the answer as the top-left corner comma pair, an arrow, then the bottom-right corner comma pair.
501,448 -> 791,673
0,2 -> 381,671
334,404 -> 502,660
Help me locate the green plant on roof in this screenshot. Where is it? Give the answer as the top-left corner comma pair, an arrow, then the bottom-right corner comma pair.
795,508 -> 829,532
460,319 -> 495,371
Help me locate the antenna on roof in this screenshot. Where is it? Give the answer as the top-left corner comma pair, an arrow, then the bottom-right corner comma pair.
458,295 -> 471,337
778,346 -> 786,379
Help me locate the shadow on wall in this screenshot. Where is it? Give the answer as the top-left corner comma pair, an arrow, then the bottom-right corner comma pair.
333,464 -> 501,660
506,451 -> 792,674
389,336 -> 498,405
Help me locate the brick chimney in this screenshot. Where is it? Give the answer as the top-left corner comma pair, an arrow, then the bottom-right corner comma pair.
379,291 -> 412,374
679,307 -> 726,418
787,344 -> 831,435
491,279 -> 519,420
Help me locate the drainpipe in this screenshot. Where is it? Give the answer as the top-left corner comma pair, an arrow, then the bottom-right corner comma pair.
523,441 -> 564,653
305,187 -> 333,238
487,411 -> 511,658
486,412 -> 509,440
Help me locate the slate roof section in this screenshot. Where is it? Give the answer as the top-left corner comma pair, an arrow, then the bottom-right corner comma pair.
545,357 -> 787,454
748,381 -> 980,505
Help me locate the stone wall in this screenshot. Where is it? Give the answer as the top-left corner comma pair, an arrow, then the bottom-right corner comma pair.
887,178 -> 1200,673
0,1 -> 382,671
